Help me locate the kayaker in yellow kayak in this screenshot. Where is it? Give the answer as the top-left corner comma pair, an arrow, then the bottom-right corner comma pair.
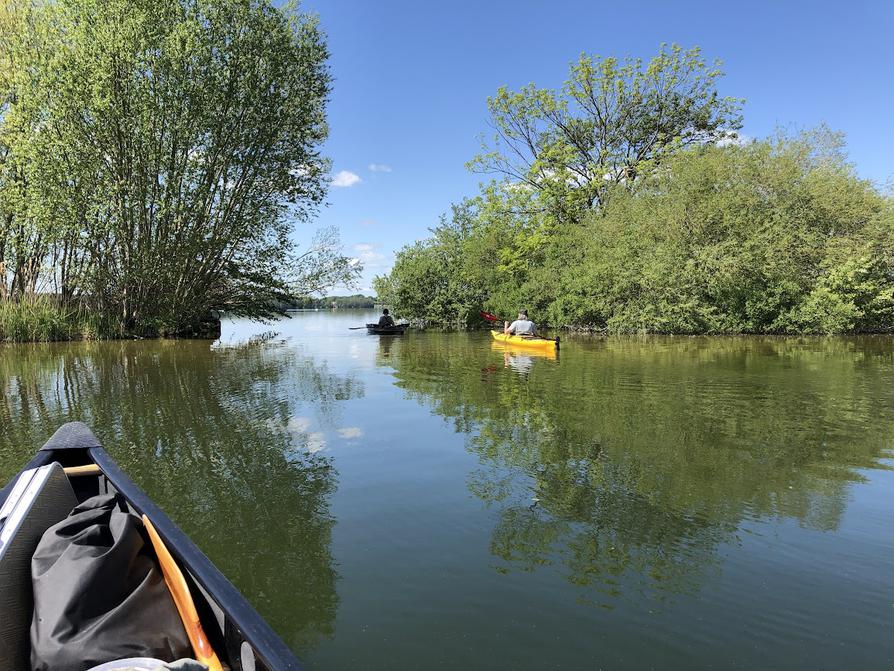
504,310 -> 537,336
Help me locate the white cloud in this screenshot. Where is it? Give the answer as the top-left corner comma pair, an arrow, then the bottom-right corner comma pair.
716,131 -> 753,148
331,170 -> 362,187
368,163 -> 392,173
306,432 -> 327,454
335,243 -> 394,296
287,416 -> 312,433
352,242 -> 386,265
337,427 -> 363,439
284,417 -> 327,453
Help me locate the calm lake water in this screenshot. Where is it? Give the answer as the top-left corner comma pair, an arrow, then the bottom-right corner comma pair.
2,310 -> 894,670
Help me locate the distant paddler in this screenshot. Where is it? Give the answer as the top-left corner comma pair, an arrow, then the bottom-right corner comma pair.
504,310 -> 538,336
378,308 -> 395,328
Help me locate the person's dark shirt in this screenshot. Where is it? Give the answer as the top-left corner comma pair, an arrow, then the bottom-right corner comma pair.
378,314 -> 395,327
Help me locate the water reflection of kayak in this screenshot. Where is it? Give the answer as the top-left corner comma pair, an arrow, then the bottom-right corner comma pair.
0,423 -> 302,671
490,330 -> 558,351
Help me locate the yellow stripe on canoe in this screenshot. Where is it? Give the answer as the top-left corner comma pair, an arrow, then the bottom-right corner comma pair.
490,330 -> 558,350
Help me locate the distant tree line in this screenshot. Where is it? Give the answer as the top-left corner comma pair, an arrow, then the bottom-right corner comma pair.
0,0 -> 359,340
375,45 -> 894,334
288,294 -> 377,309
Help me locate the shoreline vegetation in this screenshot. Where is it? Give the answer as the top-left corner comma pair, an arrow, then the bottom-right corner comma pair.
4,17 -> 892,342
1,0 -> 361,343
375,45 -> 894,335
287,294 -> 377,310
0,294 -> 379,342
0,298 -> 106,343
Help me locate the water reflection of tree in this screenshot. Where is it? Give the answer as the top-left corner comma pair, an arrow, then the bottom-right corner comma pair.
0,337 -> 363,651
386,334 -> 894,605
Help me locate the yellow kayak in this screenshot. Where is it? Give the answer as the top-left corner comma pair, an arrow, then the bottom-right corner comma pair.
490,330 -> 559,350
491,340 -> 557,360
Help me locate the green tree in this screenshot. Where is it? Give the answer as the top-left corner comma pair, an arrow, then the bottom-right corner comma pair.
0,0 -> 60,302
468,44 -> 743,218
374,203 -> 487,326
383,126 -> 893,334
1,0 -> 353,338
561,129 -> 890,334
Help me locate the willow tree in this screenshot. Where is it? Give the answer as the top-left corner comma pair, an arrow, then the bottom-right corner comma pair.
468,44 -> 744,220
0,0 -> 57,303
3,0 -> 343,334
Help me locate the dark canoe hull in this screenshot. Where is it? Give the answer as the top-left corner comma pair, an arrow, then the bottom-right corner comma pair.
365,323 -> 409,335
0,423 -> 304,671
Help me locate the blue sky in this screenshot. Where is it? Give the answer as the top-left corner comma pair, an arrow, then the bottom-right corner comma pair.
295,0 -> 894,294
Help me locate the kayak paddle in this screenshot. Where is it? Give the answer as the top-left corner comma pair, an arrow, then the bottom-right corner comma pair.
143,514 -> 224,671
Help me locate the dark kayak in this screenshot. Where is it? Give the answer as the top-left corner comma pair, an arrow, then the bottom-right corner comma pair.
0,422 -> 304,671
366,323 -> 409,335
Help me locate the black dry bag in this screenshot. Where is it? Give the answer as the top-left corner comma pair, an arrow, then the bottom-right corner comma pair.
30,494 -> 191,671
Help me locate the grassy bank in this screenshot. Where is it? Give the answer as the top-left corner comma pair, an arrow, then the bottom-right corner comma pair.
0,301 -> 111,342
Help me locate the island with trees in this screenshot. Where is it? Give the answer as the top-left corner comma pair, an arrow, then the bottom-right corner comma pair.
375,45 -> 894,334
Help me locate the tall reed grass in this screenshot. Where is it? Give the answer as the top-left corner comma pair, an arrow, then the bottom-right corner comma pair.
0,299 -> 112,342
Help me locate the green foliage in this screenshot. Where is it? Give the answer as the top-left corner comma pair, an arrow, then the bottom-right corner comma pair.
1,0 -> 350,338
579,132 -> 891,333
289,294 -> 377,309
468,44 -> 743,217
384,128 -> 893,334
375,203 -> 488,326
383,43 -> 893,335
0,296 -> 111,341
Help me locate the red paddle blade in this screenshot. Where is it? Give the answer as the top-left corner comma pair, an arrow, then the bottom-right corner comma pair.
480,310 -> 500,322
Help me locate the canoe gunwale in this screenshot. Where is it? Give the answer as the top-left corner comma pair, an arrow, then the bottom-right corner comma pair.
0,422 -> 306,671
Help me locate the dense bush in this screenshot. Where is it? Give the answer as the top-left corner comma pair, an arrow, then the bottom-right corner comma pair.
378,134 -> 894,334
378,45 -> 892,334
